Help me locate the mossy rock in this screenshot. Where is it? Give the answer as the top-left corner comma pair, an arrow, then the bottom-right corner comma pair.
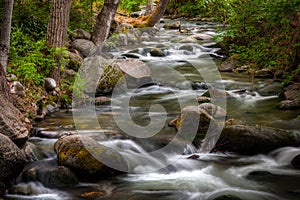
54,135 -> 128,181
216,125 -> 300,155
174,105 -> 300,155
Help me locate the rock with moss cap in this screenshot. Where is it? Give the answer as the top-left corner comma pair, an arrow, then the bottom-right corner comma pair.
54,135 -> 128,181
172,104 -> 300,155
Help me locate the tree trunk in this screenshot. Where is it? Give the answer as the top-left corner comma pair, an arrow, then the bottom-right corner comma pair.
91,0 -> 120,46
0,64 -> 11,102
144,0 -> 170,27
115,0 -> 170,28
0,0 -> 14,74
46,0 -> 72,82
146,0 -> 154,15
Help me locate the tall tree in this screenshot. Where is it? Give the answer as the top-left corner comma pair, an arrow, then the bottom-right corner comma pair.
91,0 -> 120,46
146,0 -> 154,15
144,0 -> 170,27
0,0 -> 14,75
46,0 -> 72,81
116,0 -> 170,27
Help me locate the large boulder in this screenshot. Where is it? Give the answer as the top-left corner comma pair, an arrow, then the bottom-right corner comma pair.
0,95 -> 29,146
80,56 -> 151,95
71,39 -> 96,58
279,83 -> 300,110
216,125 -> 300,155
173,104 -> 300,155
70,29 -> 91,40
21,158 -> 79,188
54,135 -> 128,181
0,133 -> 27,183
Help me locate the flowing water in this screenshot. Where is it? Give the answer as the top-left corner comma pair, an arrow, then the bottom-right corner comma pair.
6,19 -> 300,200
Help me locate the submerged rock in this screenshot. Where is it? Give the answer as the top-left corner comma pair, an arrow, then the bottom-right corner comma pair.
191,33 -> 212,40
54,135 -> 128,181
21,158 -> 79,188
291,154 -> 300,169
150,48 -> 166,57
163,21 -> 181,29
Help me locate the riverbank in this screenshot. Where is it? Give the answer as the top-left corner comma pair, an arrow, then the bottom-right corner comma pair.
2,17 -> 300,200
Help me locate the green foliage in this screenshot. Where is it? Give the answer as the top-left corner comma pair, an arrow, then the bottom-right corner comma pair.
12,0 -> 49,39
167,0 -> 234,21
219,0 -> 300,78
119,0 -> 147,14
8,26 -> 61,86
70,0 -> 104,32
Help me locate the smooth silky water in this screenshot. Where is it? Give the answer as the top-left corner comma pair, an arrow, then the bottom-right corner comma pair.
6,19 -> 300,200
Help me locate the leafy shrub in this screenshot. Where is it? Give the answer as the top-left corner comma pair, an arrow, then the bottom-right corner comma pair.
8,26 -> 60,86
220,0 -> 300,77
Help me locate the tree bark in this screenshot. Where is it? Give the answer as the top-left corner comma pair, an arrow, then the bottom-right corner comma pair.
0,64 -> 11,102
115,0 -> 170,28
146,0 -> 154,15
91,0 -> 120,46
144,0 -> 170,27
0,0 -> 14,74
46,0 -> 72,82
46,0 -> 72,47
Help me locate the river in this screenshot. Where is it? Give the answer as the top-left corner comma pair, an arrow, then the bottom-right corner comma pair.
6,19 -> 300,200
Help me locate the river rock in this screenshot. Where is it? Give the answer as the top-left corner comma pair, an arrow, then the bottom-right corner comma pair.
173,105 -> 300,155
179,44 -> 194,52
196,96 -> 211,104
116,23 -> 134,33
219,56 -> 238,72
198,103 -> 227,119
291,154 -> 300,169
202,86 -> 229,99
0,181 -> 5,198
0,95 -> 29,146
278,83 -> 300,109
254,68 -> 274,78
179,37 -> 198,43
71,39 -> 96,58
130,10 -> 145,18
21,158 -> 79,188
0,133 -> 27,183
81,56 -> 151,95
94,96 -> 111,105
10,81 -> 25,96
163,21 -> 181,29
213,195 -> 242,200
191,33 -> 213,40
68,50 -> 83,70
44,78 -> 57,92
21,142 -> 38,162
70,29 -> 91,40
54,135 -> 128,181
258,80 -> 283,96
113,58 -> 151,78
216,125 -> 300,155
118,33 -> 128,46
150,48 -> 166,57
